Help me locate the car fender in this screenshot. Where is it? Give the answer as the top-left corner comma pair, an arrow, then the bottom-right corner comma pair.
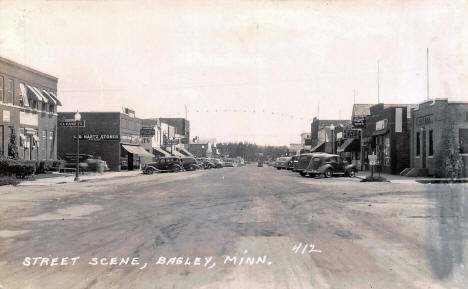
344,165 -> 356,173
319,164 -> 333,173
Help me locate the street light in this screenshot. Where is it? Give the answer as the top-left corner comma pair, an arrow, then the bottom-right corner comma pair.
330,124 -> 335,154
74,111 -> 81,182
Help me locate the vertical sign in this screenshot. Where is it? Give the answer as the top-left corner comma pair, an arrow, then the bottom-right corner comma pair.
395,108 -> 402,133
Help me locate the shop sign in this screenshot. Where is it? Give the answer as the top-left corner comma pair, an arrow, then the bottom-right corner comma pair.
336,132 -> 343,140
121,135 -> 140,144
352,116 -> 366,128
376,119 -> 387,131
417,115 -> 432,126
343,129 -> 361,139
73,134 -> 120,141
2,110 -> 10,122
368,154 -> 378,166
140,127 -> 155,136
59,120 -> 85,127
304,138 -> 312,146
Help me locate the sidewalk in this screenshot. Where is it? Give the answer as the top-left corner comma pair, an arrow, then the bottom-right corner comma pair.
356,171 -> 418,184
17,170 -> 142,186
356,171 -> 468,184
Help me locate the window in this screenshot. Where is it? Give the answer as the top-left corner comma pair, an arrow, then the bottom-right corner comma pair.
416,132 -> 420,156
460,129 -> 468,154
0,125 -> 3,156
429,130 -> 434,156
6,79 -> 13,104
0,76 -> 3,102
49,104 -> 55,113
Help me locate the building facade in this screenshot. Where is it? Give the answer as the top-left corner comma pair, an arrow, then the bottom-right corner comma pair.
410,99 -> 468,177
57,111 -> 154,171
361,104 -> 411,174
0,57 -> 61,161
310,118 -> 352,154
159,118 -> 190,149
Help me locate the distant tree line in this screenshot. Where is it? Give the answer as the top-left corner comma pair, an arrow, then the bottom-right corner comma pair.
215,142 -> 290,161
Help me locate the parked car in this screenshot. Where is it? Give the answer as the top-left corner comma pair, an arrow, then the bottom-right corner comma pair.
181,157 -> 202,171
295,153 -> 320,176
274,157 -> 291,170
257,161 -> 263,167
287,155 -> 299,170
210,158 -> 224,168
198,158 -> 214,169
143,157 -> 183,174
224,159 -> 235,167
303,153 -> 358,178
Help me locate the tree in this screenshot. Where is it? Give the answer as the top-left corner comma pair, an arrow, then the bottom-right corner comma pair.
8,128 -> 19,160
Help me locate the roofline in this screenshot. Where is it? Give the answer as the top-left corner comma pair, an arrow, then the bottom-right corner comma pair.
0,56 -> 58,81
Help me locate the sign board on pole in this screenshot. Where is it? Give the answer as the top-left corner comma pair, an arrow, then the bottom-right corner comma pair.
368,154 -> 377,166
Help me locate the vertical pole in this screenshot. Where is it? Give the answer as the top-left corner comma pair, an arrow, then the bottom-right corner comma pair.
377,60 -> 380,104
427,48 -> 429,101
74,121 -> 80,181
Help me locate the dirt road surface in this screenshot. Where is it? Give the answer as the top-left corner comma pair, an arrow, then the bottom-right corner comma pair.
0,165 -> 467,289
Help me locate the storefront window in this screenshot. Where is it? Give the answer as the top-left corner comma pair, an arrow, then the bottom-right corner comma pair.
429,130 -> 434,156
0,76 -> 4,102
384,137 -> 391,166
460,129 -> 468,154
416,132 -> 420,156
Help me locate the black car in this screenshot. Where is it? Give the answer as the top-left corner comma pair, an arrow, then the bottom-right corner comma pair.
180,157 -> 201,171
143,157 -> 184,174
198,158 -> 214,169
287,155 -> 299,170
295,153 -> 323,176
303,153 -> 357,178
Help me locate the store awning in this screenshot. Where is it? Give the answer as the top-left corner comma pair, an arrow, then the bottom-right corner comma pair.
337,138 -> 360,153
26,85 -> 42,102
19,83 -> 30,107
153,146 -> 171,157
32,86 -> 48,103
122,145 -> 155,158
48,91 -> 62,106
311,141 -> 326,152
170,149 -> 184,157
41,90 -> 57,105
177,147 -> 194,157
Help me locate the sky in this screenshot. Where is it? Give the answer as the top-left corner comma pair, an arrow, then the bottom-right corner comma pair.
0,0 -> 466,145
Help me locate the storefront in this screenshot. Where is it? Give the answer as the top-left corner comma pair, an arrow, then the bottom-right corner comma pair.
410,99 -> 468,177
58,111 -> 154,171
362,104 -> 411,174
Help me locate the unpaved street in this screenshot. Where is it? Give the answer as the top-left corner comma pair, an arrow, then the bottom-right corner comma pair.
0,166 -> 467,289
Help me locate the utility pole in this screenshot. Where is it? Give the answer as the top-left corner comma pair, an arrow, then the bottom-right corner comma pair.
426,48 -> 429,101
353,89 -> 356,104
377,60 -> 380,104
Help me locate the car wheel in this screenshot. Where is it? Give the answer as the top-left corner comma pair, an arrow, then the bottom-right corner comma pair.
277,167 -> 281,170
308,173 -> 315,178
348,169 -> 357,178
299,171 -> 307,177
324,169 -> 333,178
172,165 -> 181,173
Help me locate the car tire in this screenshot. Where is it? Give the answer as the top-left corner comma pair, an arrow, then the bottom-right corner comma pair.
277,167 -> 281,170
308,173 -> 315,178
348,169 -> 357,178
172,165 -> 181,173
299,171 -> 307,177
324,169 -> 333,178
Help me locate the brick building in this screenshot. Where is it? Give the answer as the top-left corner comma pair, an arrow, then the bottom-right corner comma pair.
0,57 -> 61,161
158,118 -> 190,149
361,104 -> 411,174
57,111 -> 154,171
410,99 -> 468,177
